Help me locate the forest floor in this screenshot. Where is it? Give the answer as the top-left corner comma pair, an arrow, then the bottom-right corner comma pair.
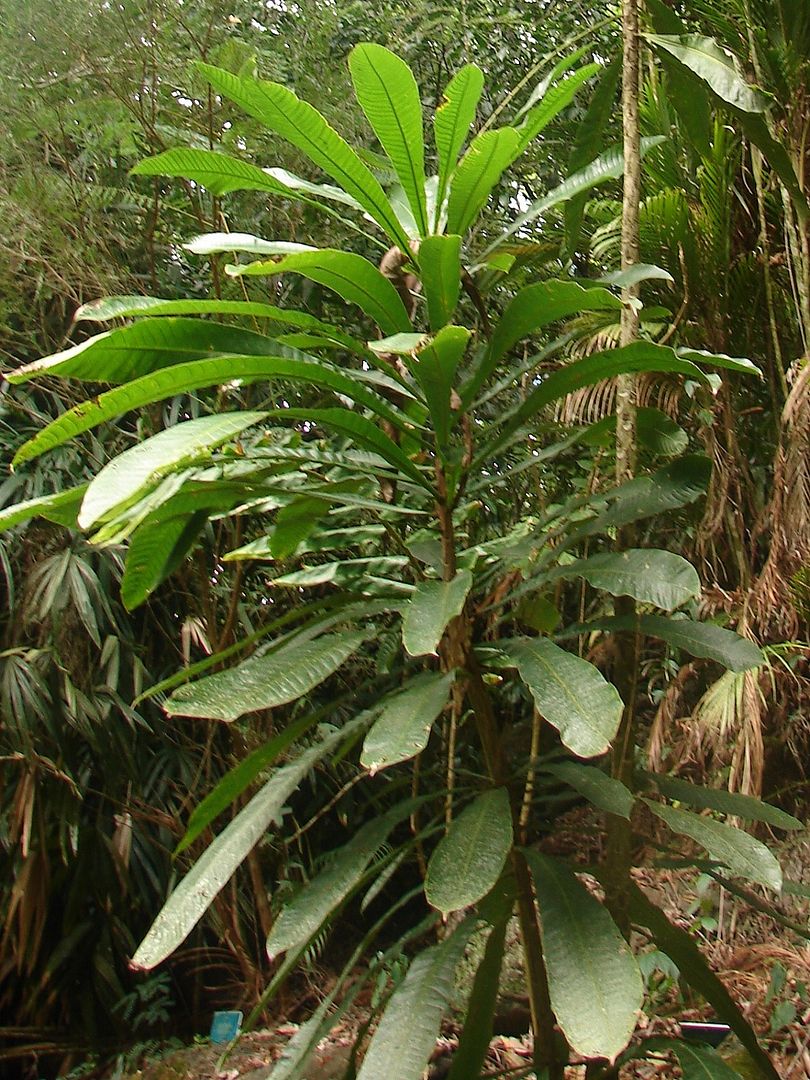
118,827 -> 810,1080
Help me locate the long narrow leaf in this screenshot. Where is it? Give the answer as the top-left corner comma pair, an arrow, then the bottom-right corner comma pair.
350,44 -> 429,235
198,63 -> 413,251
229,249 -> 412,336
434,64 -> 484,227
131,719 -> 366,971
165,630 -> 366,721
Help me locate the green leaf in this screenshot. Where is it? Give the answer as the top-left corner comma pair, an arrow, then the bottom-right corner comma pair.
184,233 -> 314,257
482,341 -> 707,462
266,407 -> 431,490
229,249 -> 412,336
13,354 -> 410,468
0,485 -> 87,532
74,295 -> 371,356
545,549 -> 701,610
580,614 -> 764,672
419,234 -> 462,331
360,671 -> 454,773
514,63 -> 601,157
198,63 -> 413,251
446,917 -> 508,1080
626,884 -> 779,1079
584,407 -> 688,457
646,35 -> 769,114
131,720 -> 363,971
645,1038 -> 744,1079
266,804 -> 408,959
499,638 -> 623,758
132,147 -> 297,196
132,148 -> 362,209
495,136 -> 666,247
79,412 -> 267,530
567,456 -> 712,542
7,318 -> 296,386
524,851 -> 643,1061
401,570 -> 473,656
349,44 -> 429,236
468,280 -> 622,398
179,702 -> 335,853
648,775 -> 802,831
425,789 -> 513,915
564,56 -> 622,254
446,128 -> 520,236
646,36 -> 808,222
272,556 -> 409,590
165,630 -> 366,721
357,918 -> 473,1080
540,761 -> 634,819
646,801 -> 782,891
409,326 -> 470,452
269,497 -> 323,560
675,347 -> 760,377
121,512 -> 205,609
434,64 -> 484,227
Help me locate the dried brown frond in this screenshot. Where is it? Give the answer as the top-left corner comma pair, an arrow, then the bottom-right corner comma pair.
648,662 -> 699,773
554,373 -> 683,425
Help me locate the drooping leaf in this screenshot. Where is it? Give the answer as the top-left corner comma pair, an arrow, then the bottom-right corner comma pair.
584,407 -> 688,457
481,341 -> 708,461
121,512 -> 205,609
425,788 -> 513,915
419,234 -> 462,331
498,638 -> 623,758
266,804 -> 410,959
349,44 -> 429,236
648,774 -> 802,831
13,354 -> 410,468
540,761 -> 634,819
131,719 -> 366,971
178,701 -> 339,853
545,549 -> 701,610
577,614 -> 764,672
357,918 -> 473,1080
646,36 -> 807,221
7,318 -> 296,387
409,327 -> 470,452
626,884 -> 779,1079
643,1038 -> 744,1079
74,295 -> 370,355
229,249 -> 412,336
467,280 -> 623,398
646,35 -> 768,114
165,630 -> 366,721
271,557 -> 409,589
0,485 -> 87,532
524,851 -> 643,1061
446,917 -> 508,1080
198,63 -> 413,251
446,128 -> 520,236
434,64 -> 485,226
132,147 -> 361,210
401,570 -> 473,656
79,412 -> 267,530
646,801 -> 782,891
566,456 -> 712,543
360,671 -> 454,773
